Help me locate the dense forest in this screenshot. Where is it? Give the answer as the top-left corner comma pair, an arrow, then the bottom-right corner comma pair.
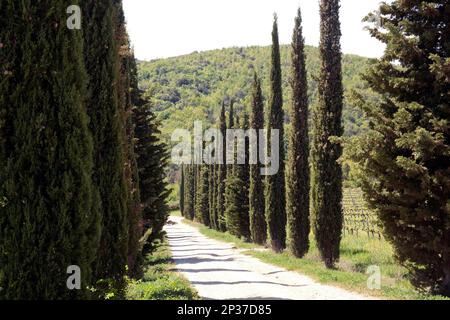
137,45 -> 373,144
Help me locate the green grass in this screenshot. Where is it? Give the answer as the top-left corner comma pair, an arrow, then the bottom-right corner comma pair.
126,236 -> 199,300
180,216 -> 448,300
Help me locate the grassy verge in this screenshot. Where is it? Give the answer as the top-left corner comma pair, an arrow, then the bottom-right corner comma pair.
126,236 -> 199,300
179,215 -> 448,300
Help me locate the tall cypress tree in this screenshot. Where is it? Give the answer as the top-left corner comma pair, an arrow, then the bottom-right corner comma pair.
196,165 -> 210,226
238,113 -> 251,240
311,0 -> 344,268
227,101 -> 235,177
265,15 -> 287,252
115,1 -> 142,276
345,1 -> 450,296
224,107 -> 242,236
249,73 -> 267,245
184,165 -> 195,221
83,0 -> 129,294
216,103 -> 227,231
194,165 -> 201,222
287,8 -> 310,258
0,0 -> 98,299
133,95 -> 170,254
180,166 -> 185,216
209,164 -> 218,229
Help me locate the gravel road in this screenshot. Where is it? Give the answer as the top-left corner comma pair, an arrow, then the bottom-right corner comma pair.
165,216 -> 374,300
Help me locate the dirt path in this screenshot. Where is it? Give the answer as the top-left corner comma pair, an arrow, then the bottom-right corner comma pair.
165,216 -> 374,300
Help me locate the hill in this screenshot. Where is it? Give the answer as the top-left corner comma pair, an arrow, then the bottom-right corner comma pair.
137,45 -> 374,144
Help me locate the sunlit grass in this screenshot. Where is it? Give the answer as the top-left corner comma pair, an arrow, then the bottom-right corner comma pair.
178,215 -> 448,300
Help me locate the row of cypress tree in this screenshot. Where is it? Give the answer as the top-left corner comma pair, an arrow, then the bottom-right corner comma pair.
180,0 -> 450,296
0,0 -> 169,299
180,1 -> 344,269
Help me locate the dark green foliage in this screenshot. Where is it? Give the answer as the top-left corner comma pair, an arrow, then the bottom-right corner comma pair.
238,113 -> 251,240
224,173 -> 248,238
134,96 -> 171,254
209,165 -> 218,229
83,0 -> 129,294
183,165 -> 195,221
227,101 -> 235,176
194,165 -> 202,222
344,1 -> 450,296
195,165 -> 210,226
216,103 -> 227,231
180,166 -> 185,216
115,3 -> 143,276
265,15 -> 287,252
287,8 -> 310,258
312,0 -> 344,268
249,73 -> 267,245
0,0 -> 98,299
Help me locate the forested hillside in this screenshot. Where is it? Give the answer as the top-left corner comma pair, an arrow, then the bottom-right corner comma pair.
137,45 -> 373,143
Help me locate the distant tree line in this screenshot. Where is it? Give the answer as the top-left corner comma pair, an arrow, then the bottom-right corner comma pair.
0,0 -> 169,299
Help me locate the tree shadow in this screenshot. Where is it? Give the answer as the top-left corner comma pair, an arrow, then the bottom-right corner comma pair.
191,280 -> 308,288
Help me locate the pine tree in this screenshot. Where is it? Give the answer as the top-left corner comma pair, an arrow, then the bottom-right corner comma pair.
287,8 -> 310,258
133,95 -> 171,254
265,15 -> 287,252
216,103 -> 228,231
344,1 -> 450,296
83,0 -> 129,294
180,166 -> 185,216
311,0 -> 344,268
0,0 -> 98,299
249,73 -> 267,245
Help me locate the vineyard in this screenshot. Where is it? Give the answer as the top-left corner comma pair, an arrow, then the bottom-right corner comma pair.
342,188 -> 382,239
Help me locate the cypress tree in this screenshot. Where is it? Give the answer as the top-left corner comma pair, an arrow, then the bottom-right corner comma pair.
265,15 -> 287,252
287,8 -> 310,258
311,0 -> 344,268
224,108 -> 241,236
0,0 -> 98,299
83,0 -> 129,294
227,101 -> 235,176
180,166 -> 185,216
345,1 -> 450,296
115,2 -> 143,276
238,113 -> 251,240
224,173 -> 248,238
196,165 -> 211,226
249,73 -> 267,245
184,165 -> 195,221
209,164 -> 218,229
216,103 -> 227,231
133,96 -> 171,253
